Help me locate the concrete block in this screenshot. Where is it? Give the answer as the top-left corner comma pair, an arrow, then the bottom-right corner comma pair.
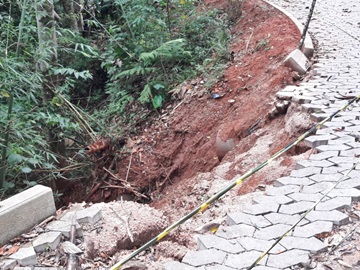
254,224 -> 292,240
76,204 -> 102,224
32,231 -> 62,252
293,221 -> 333,238
227,212 -> 271,228
0,185 -> 56,246
267,249 -> 309,268
182,249 -> 226,267
46,220 -> 82,238
284,49 -> 309,75
225,250 -> 266,269
0,259 -> 17,270
9,247 -> 37,266
280,236 -> 327,253
309,151 -> 339,161
237,236 -> 285,254
309,173 -> 345,183
198,234 -> 244,254
216,224 -> 256,239
306,210 -> 349,225
302,182 -> 333,194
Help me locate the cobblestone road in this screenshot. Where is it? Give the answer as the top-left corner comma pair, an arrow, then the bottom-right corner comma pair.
164,0 -> 360,269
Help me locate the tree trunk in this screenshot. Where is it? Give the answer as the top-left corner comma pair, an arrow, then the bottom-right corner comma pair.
62,0 -> 79,31
35,0 -> 66,172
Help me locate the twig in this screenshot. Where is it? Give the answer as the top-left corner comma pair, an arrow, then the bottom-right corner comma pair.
125,151 -> 133,182
37,216 -> 56,228
102,181 -> 148,200
110,204 -> 134,242
245,30 -> 254,53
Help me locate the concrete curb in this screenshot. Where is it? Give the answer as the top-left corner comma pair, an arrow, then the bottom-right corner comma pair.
264,0 -> 314,57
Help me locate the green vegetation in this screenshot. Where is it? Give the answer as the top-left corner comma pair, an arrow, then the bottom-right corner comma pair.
0,0 -> 241,199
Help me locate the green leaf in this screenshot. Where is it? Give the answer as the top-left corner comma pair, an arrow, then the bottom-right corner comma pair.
152,95 -> 163,109
3,181 -> 15,189
21,167 -> 32,173
7,153 -> 23,165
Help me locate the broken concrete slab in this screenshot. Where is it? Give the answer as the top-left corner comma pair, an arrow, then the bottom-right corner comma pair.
0,185 -> 56,246
9,246 -> 37,266
46,220 -> 82,238
32,231 -> 62,252
0,259 -> 17,270
76,204 -> 102,224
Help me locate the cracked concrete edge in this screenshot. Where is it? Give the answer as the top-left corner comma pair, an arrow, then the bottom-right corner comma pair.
264,0 -> 314,57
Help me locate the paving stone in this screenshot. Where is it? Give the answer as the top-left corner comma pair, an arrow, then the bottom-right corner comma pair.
328,156 -> 359,165
252,194 -> 293,205
267,249 -> 309,268
309,151 -> 339,161
316,196 -> 352,211
287,192 -> 326,202
275,176 -> 314,187
290,167 -> 322,178
264,213 -> 308,226
252,267 -> 278,270
216,224 -> 256,240
225,250 -> 266,269
296,160 -> 334,170
46,220 -> 82,238
76,204 -> 102,224
14,268 -> 62,270
198,234 -> 244,254
0,259 -> 17,270
205,265 -> 235,270
279,201 -> 314,215
316,144 -> 351,152
293,221 -> 333,238
337,178 -> 360,189
309,173 -> 347,182
32,231 -> 62,252
302,182 -> 334,193
9,247 -> 37,266
266,185 -> 300,196
306,210 -> 349,225
326,188 -> 360,200
254,224 -> 292,240
304,134 -> 336,148
182,249 -> 226,267
243,202 -> 279,216
237,237 -> 285,254
322,164 -> 354,174
163,261 -> 205,270
280,236 -> 327,253
340,148 -> 360,157
227,212 -> 271,228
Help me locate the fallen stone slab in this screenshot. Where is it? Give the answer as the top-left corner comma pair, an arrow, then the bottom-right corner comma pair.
264,212 -> 308,226
216,224 -> 256,240
0,185 -> 56,246
284,49 -> 310,75
316,197 -> 352,211
9,246 -> 37,266
243,202 -> 279,216
254,224 -> 292,240
182,249 -> 226,267
279,201 -> 314,215
32,231 -> 62,252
